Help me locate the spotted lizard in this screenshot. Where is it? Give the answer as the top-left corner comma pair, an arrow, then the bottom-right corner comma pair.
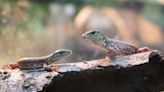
3,49 -> 72,71
82,30 -> 152,59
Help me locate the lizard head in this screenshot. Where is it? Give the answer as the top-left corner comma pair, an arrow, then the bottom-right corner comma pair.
82,30 -> 107,48
51,49 -> 72,61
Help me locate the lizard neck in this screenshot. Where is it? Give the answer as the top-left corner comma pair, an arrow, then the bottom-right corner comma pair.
45,53 -> 61,65
94,36 -> 108,49
46,56 -> 61,65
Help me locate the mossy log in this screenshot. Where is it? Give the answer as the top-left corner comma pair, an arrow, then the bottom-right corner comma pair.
0,50 -> 163,92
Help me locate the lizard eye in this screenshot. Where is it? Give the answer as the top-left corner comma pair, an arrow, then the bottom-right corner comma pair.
91,31 -> 96,35
60,52 -> 64,54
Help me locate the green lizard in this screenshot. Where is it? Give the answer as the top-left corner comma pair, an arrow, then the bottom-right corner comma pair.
3,49 -> 72,71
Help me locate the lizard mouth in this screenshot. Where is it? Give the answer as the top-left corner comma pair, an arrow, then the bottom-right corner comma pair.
82,33 -> 87,38
82,31 -> 93,39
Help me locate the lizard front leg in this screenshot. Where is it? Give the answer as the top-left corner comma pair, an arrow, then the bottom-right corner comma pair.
107,49 -> 125,61
44,64 -> 59,72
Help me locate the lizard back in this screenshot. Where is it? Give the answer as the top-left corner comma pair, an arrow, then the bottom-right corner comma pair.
106,38 -> 138,55
17,56 -> 48,69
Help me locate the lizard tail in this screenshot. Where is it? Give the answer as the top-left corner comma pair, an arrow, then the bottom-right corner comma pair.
3,63 -> 19,69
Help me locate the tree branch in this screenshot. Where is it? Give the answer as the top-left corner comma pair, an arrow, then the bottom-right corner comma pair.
0,50 -> 163,92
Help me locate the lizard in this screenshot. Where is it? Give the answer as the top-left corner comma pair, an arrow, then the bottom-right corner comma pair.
82,30 -> 152,60
3,49 -> 72,71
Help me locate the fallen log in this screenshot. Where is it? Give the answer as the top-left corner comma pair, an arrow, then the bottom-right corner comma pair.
0,50 -> 163,92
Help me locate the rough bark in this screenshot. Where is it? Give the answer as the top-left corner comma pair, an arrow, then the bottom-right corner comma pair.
0,50 -> 163,92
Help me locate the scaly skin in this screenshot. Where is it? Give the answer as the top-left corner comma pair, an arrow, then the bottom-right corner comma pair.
3,49 -> 72,71
82,30 -> 151,59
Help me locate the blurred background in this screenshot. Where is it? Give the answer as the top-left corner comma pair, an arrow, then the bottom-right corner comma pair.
0,0 -> 164,67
